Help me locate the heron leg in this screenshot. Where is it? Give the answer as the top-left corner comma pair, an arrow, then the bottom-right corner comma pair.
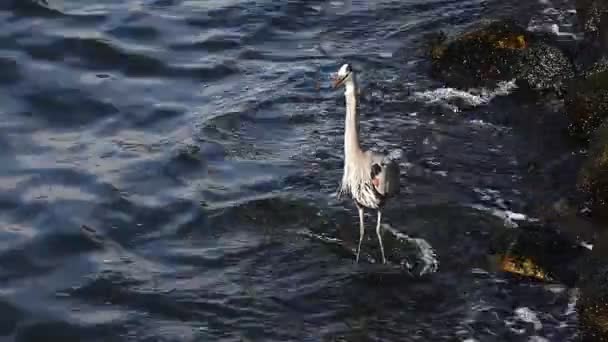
356,205 -> 365,263
376,210 -> 386,264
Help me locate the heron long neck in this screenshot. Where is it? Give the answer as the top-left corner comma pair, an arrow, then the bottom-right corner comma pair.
344,75 -> 362,161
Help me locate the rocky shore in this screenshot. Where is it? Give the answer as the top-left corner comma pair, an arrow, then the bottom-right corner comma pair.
425,1 -> 608,339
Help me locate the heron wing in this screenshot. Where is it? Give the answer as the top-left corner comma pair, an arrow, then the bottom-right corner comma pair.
369,153 -> 400,197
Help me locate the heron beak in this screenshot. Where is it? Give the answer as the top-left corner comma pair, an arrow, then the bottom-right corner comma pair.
332,74 -> 347,88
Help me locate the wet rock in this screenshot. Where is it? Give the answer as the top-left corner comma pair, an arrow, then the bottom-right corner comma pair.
577,120 -> 608,215
517,42 -> 575,95
429,20 -> 528,89
581,57 -> 608,79
171,143 -> 202,163
487,219 -> 608,340
428,20 -> 574,93
577,232 -> 608,341
575,0 -> 608,67
576,0 -> 608,44
577,0 -> 604,36
564,59 -> 608,141
488,224 -> 588,286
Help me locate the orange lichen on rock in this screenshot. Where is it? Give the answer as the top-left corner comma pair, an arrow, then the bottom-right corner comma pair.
430,44 -> 446,61
500,255 -> 553,281
428,20 -> 535,89
457,26 -> 528,50
496,35 -> 527,49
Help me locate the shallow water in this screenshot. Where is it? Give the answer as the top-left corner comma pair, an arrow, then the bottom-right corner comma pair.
0,0 -> 591,341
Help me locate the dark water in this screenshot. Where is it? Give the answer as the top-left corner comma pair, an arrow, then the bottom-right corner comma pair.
0,0 -> 591,341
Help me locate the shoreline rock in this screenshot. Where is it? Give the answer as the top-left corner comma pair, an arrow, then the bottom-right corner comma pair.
422,8 -> 608,340
564,58 -> 608,141
577,230 -> 608,341
577,119 -> 608,217
428,19 -> 575,94
488,223 -> 588,287
424,12 -> 608,341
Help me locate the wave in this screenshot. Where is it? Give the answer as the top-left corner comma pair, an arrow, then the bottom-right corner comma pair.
412,80 -> 518,112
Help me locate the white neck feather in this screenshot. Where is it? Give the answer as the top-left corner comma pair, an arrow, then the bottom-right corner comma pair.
339,72 -> 367,196
343,74 -> 362,159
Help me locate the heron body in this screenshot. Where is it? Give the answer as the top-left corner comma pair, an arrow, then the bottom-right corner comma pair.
332,63 -> 400,264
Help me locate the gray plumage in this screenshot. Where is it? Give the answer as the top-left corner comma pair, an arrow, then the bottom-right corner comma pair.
332,63 -> 400,264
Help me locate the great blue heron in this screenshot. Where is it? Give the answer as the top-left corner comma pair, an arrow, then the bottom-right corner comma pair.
332,63 -> 400,264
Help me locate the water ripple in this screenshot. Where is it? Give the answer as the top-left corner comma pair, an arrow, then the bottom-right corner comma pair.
0,0 -> 583,340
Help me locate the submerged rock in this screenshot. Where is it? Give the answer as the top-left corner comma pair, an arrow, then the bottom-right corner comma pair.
428,19 -> 574,92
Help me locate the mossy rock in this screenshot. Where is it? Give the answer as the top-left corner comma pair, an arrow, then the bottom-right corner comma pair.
429,19 -> 574,92
429,20 -> 529,89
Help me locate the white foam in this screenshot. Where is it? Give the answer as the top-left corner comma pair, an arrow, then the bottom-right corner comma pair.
515,307 -> 543,331
579,241 -> 593,250
471,268 -> 490,275
564,288 -> 579,316
468,119 -> 507,130
526,3 -> 582,40
297,224 -> 439,275
470,188 -> 539,227
412,80 -> 517,112
383,224 -> 439,275
297,229 -> 342,244
434,170 -> 448,177
387,148 -> 404,161
469,203 -> 536,228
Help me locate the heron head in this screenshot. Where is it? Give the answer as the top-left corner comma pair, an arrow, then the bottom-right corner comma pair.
332,63 -> 353,88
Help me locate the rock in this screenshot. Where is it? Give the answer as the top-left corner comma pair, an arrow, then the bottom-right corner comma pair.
577,0 -> 603,36
575,0 -> 608,67
486,215 -> 608,340
564,59 -> 608,141
488,224 -> 588,286
577,232 -> 608,341
577,119 -> 608,215
429,20 -> 529,89
572,123 -> 608,339
429,19 -> 574,93
517,42 -> 575,95
581,57 -> 608,79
